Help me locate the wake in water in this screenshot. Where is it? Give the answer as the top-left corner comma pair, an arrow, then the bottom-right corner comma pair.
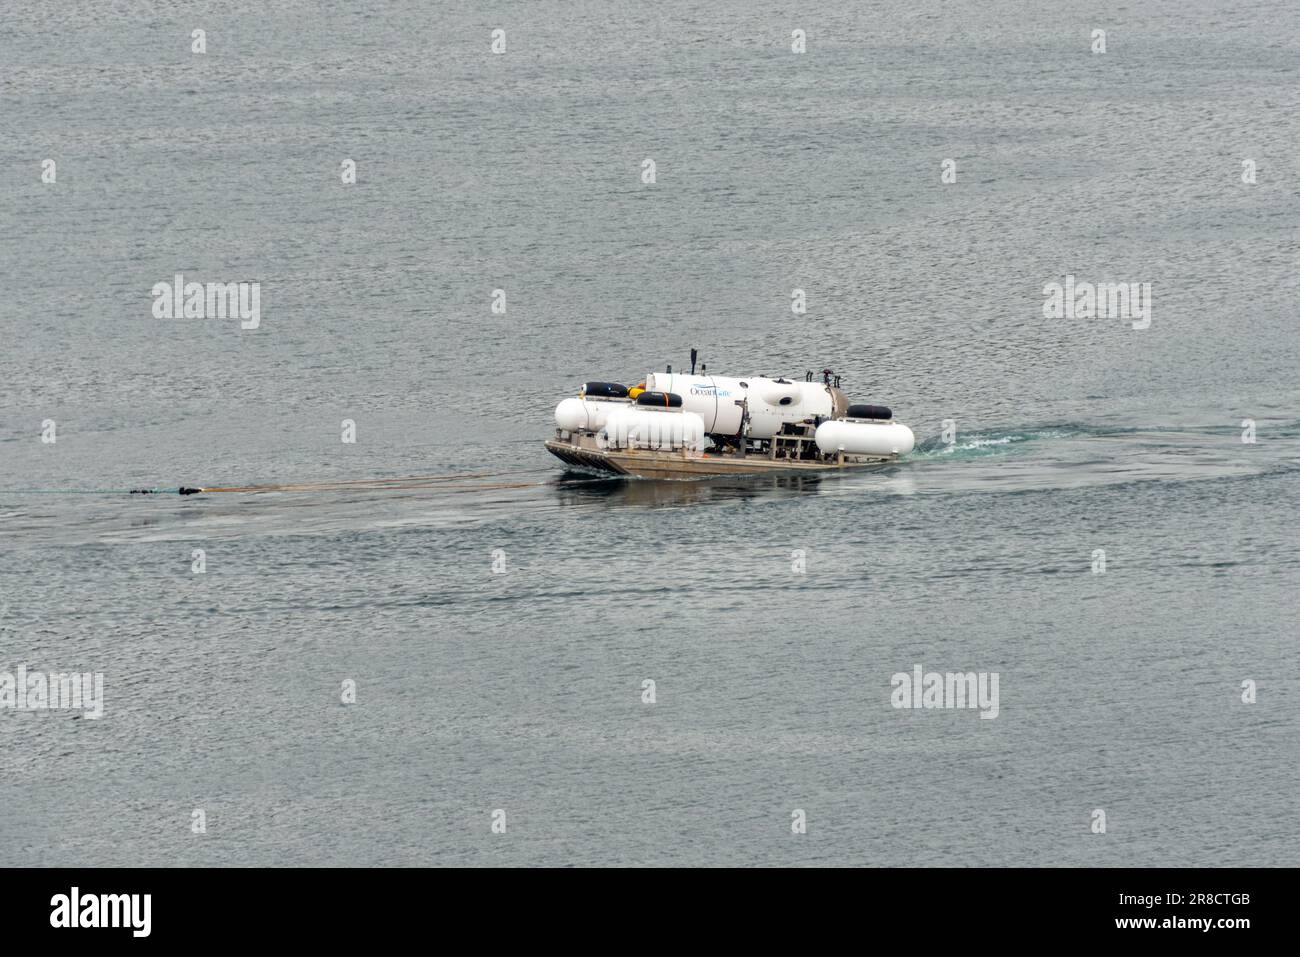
1,422 -> 1293,503
0,469 -> 562,497
915,420 -> 1300,457
892,419 -> 1300,500
199,469 -> 555,494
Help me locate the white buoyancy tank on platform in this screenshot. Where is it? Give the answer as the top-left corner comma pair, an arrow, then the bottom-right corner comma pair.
555,396 -> 626,433
644,373 -> 835,439
814,420 -> 915,456
600,407 -> 706,451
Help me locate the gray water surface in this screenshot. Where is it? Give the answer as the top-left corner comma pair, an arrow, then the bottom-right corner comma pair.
1,1 -> 1298,866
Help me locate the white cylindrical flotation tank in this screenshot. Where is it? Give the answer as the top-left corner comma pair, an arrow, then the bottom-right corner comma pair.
600,407 -> 706,452
555,396 -> 626,433
815,420 -> 915,456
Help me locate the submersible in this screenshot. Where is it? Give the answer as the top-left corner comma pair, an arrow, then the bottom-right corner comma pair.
546,351 -> 915,479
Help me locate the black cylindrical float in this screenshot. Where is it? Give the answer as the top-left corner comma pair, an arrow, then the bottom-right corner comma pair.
635,391 -> 684,408
847,404 -> 892,420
